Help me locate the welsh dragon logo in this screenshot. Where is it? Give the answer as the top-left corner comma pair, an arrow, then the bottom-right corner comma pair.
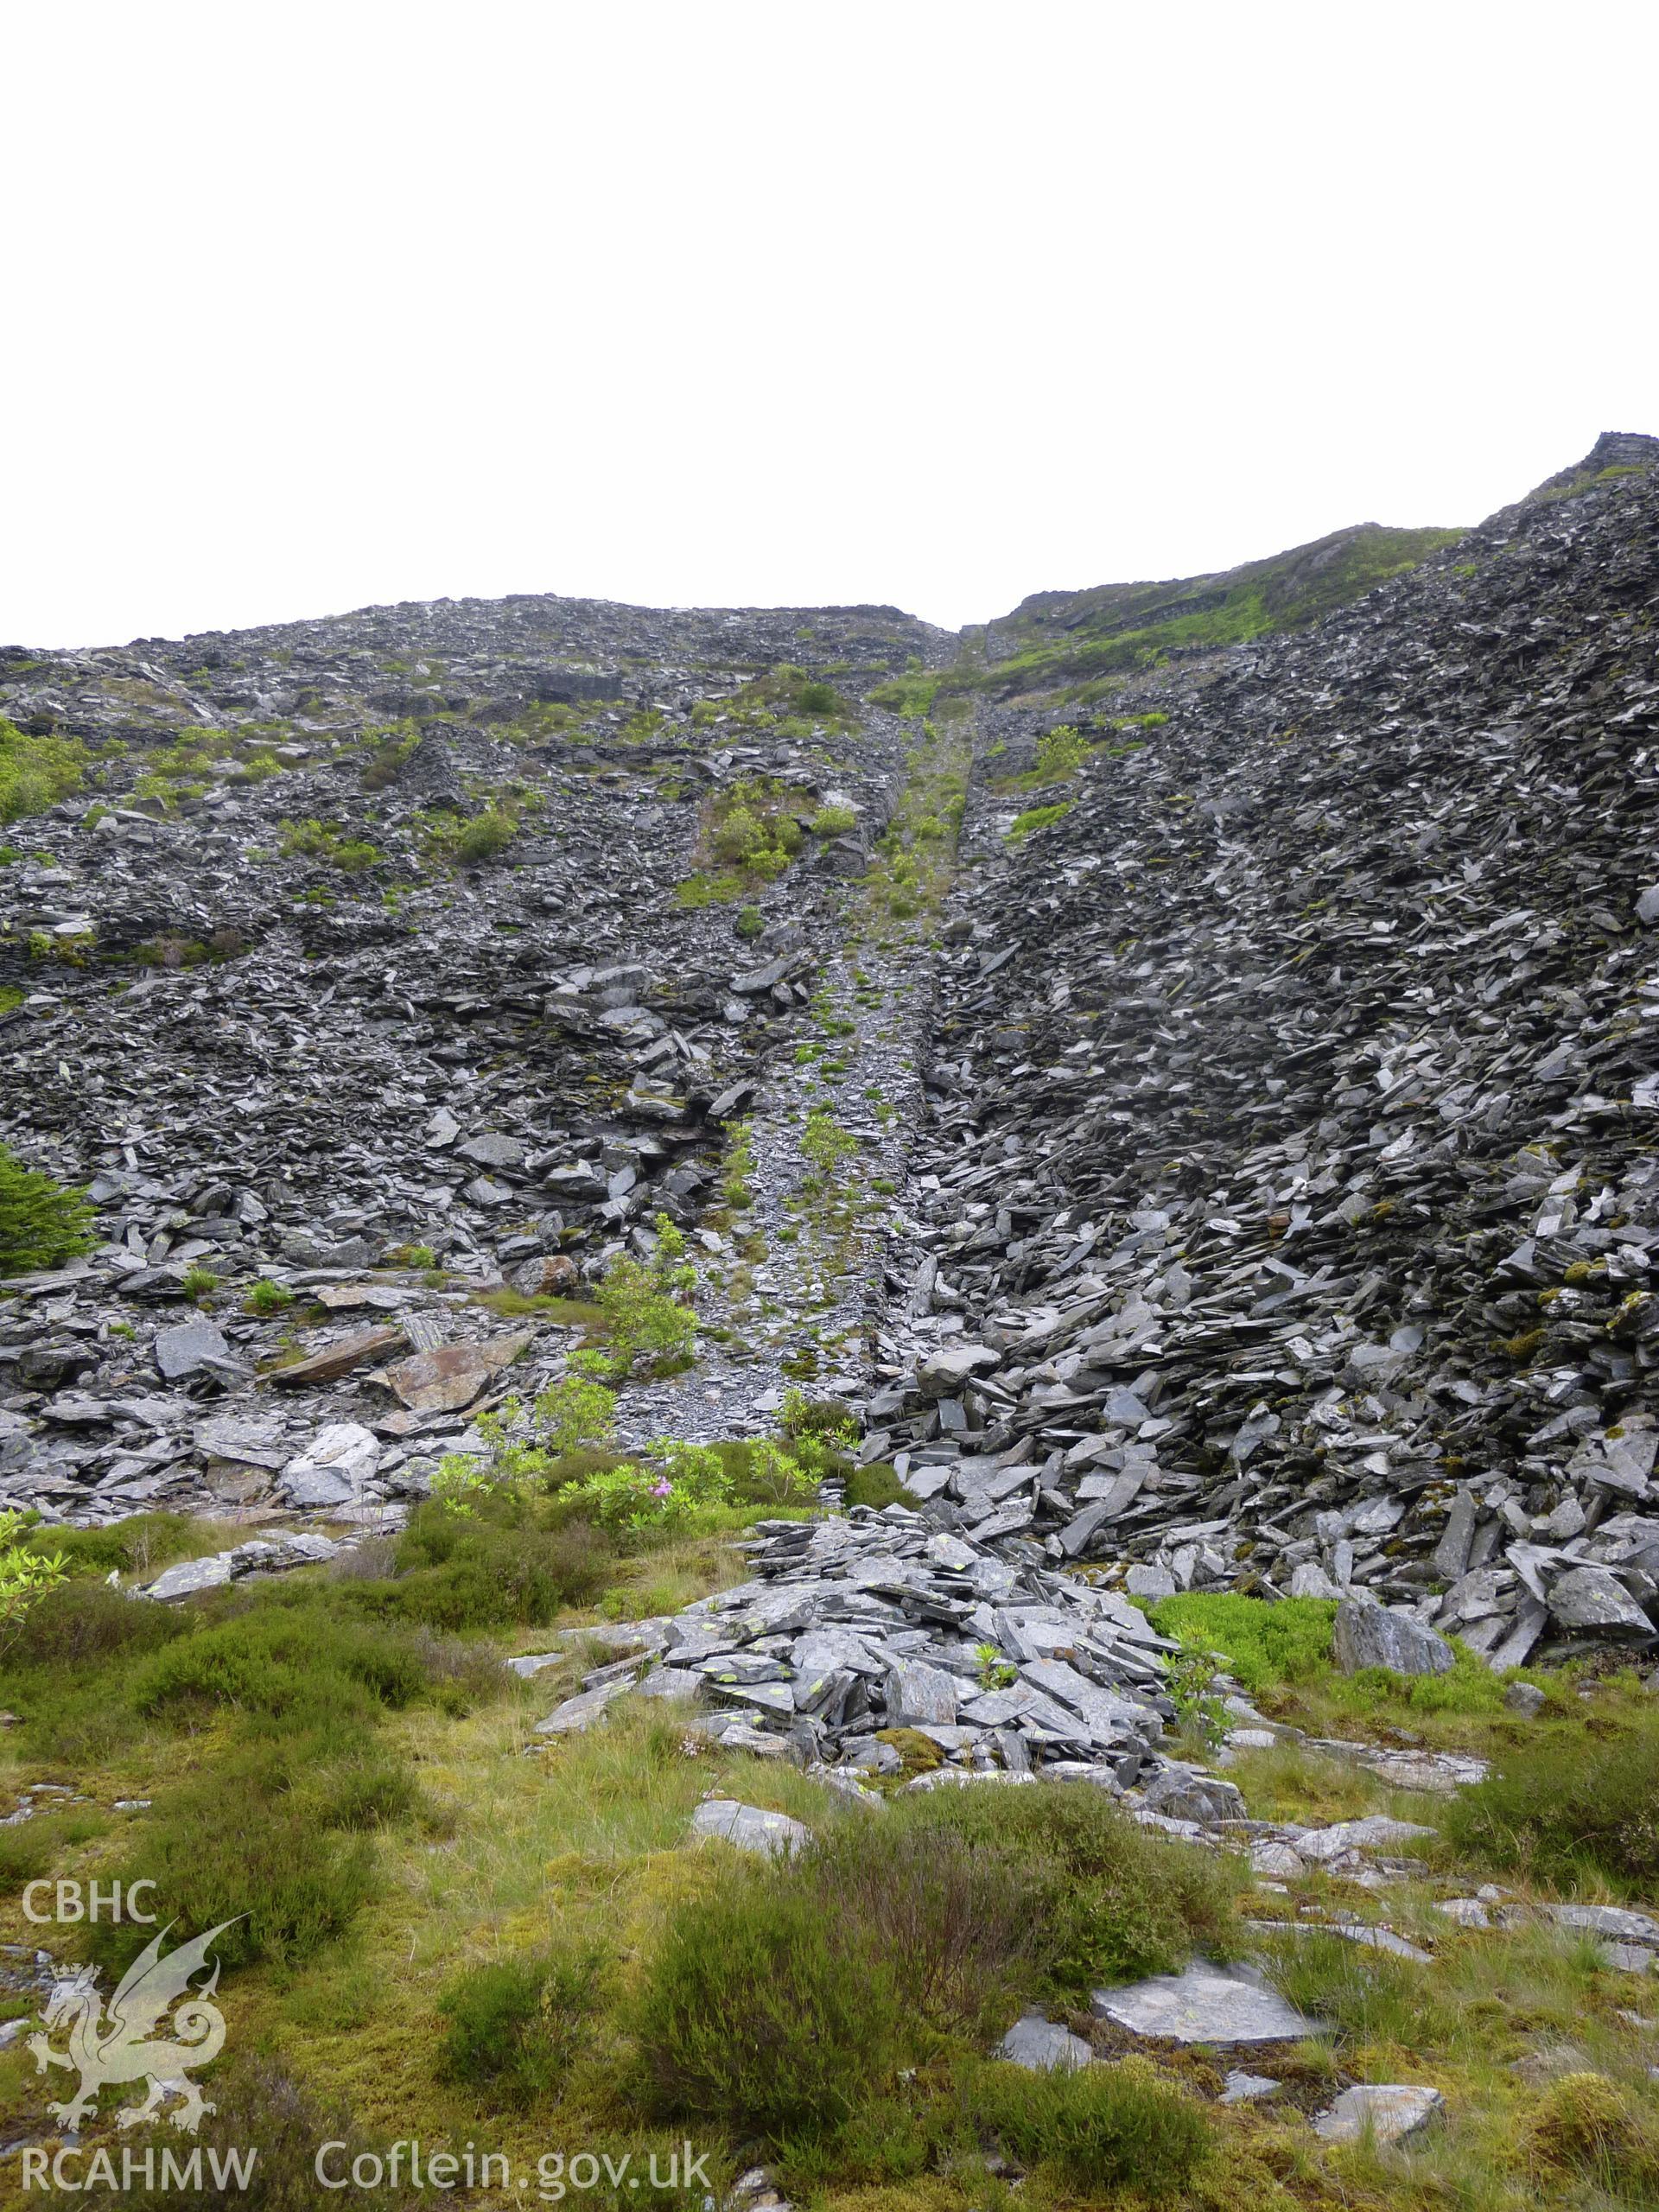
29,1920 -> 238,2135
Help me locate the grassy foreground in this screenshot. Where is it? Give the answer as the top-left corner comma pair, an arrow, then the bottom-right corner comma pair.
0,1506 -> 1656,2209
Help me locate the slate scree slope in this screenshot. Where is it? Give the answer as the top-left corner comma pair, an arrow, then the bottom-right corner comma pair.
3,433 -> 1659,1752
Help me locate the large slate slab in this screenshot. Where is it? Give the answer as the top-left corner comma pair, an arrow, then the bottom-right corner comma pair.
1092,1960 -> 1322,2046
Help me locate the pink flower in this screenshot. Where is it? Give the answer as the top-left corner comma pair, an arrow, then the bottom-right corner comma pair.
649,1478 -> 673,1498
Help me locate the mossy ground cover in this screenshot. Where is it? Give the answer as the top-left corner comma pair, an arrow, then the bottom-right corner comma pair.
858,716 -> 971,932
1147,1587 -> 1566,1749
0,716 -> 86,823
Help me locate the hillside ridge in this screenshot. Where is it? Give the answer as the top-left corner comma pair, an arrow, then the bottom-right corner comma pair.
3,430 -> 1659,2202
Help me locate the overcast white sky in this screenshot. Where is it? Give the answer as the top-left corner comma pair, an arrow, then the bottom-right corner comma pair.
7,3 -> 1656,648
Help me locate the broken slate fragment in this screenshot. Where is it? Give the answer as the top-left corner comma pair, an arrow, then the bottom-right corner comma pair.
1332,1599 -> 1455,1677
995,2013 -> 1095,2072
1141,1765 -> 1247,1824
267,1326 -> 404,1387
534,1676 -> 640,1736
1220,2070 -> 1281,2104
885,1659 -> 959,1727
153,1316 -> 232,1381
142,1554 -> 234,1602
1313,2084 -> 1444,2144
279,1421 -> 382,1506
1093,1960 -> 1322,2046
688,1800 -> 810,1858
1545,1567 -> 1653,1633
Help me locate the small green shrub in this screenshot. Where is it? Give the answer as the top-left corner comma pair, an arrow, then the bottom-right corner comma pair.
279,817 -> 383,874
721,1122 -> 755,1211
133,1606 -> 429,1719
452,806 -> 517,862
0,1508 -> 68,1643
245,1277 -> 295,1314
181,1263 -> 219,1300
90,1753 -> 377,1974
1333,1641 -> 1515,1718
0,1141 -> 94,1275
734,904 -> 764,938
0,1578 -> 188,1765
1033,724 -> 1091,778
720,1435 -> 821,1508
1442,1708 -> 1659,1893
1006,801 -> 1072,841
563,1441 -> 734,1536
26,1510 -> 227,1584
800,1817 -> 1046,2031
632,1872 -> 906,2145
970,2056 -> 1209,2202
439,1946 -> 605,2103
779,1387 -> 853,1440
1147,1591 -> 1338,1699
672,870 -> 743,908
5,1577 -> 188,1670
118,2058 -> 408,2212
0,1808 -> 110,1895
312,1751 -> 419,1831
868,673 -> 939,716
79,1589 -> 498,1974
704,777 -> 807,881
431,1376 -> 620,1510
841,1461 -> 918,1511
577,1216 -> 696,1381
805,1783 -> 1242,1997
359,722 -> 421,791
0,716 -> 85,823
801,1109 -> 858,1181
372,1497 -> 615,1628
810,802 -> 857,836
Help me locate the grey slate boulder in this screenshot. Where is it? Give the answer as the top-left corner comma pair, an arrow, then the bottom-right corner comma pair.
995,2012 -> 1095,2072
535,1677 -> 640,1735
689,1800 -> 810,1859
143,1553 -> 234,1602
1546,1567 -> 1653,1633
1140,1764 -> 1248,1824
278,1465 -> 359,1509
279,1421 -> 382,1508
153,1316 -> 232,1381
1093,1959 -> 1322,2046
1332,1599 -> 1455,1677
1542,1903 -> 1659,1949
915,1344 -> 999,1395
1313,2084 -> 1444,2144
885,1659 -> 959,1727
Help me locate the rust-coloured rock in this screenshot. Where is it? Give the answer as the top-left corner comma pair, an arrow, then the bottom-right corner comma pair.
377,1332 -> 531,1413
